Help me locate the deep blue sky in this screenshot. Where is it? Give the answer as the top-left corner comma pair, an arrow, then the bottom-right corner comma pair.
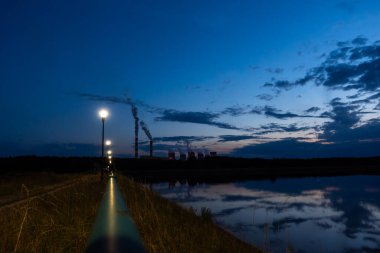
1,0 -> 380,158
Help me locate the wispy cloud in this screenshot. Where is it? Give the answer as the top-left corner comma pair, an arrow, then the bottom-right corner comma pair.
155,109 -> 242,130
251,106 -> 325,120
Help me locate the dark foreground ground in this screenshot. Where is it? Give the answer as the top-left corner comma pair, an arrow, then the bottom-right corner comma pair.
1,156 -> 379,183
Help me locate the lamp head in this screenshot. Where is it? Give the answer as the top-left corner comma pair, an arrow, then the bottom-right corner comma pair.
99,109 -> 109,119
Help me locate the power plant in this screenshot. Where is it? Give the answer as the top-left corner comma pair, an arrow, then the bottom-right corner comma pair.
168,151 -> 216,160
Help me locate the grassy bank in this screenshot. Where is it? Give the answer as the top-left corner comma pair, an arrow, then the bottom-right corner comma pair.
118,176 -> 262,253
0,172 -> 88,206
0,174 -> 105,253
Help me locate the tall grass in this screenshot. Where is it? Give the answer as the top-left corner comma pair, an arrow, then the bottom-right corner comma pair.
0,172 -> 87,205
0,174 -> 105,253
118,176 -> 263,253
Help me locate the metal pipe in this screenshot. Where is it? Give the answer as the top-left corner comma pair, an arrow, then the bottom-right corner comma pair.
85,175 -> 146,253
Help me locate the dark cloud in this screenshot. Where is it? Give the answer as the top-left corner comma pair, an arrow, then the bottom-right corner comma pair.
153,136 -> 213,143
264,80 -> 294,90
337,41 -> 349,47
352,36 -> 368,46
249,106 -> 325,120
221,105 -> 250,117
231,139 -> 380,158
256,94 -> 274,101
263,106 -> 316,119
256,123 -> 315,135
318,98 -> 371,142
349,92 -> 380,105
139,143 -> 183,153
217,135 -> 258,143
155,109 -> 241,130
262,38 -> 380,93
304,106 -> 320,113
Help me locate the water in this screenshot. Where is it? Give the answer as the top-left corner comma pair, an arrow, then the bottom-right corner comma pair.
151,176 -> 380,253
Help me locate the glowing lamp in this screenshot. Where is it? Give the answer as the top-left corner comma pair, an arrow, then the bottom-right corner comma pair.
99,109 -> 109,119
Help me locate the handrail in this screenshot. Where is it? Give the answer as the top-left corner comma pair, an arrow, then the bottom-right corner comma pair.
85,174 -> 146,253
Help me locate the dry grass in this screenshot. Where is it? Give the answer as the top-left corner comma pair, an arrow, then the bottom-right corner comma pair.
119,176 -> 263,253
0,172 -> 87,206
0,174 -> 105,253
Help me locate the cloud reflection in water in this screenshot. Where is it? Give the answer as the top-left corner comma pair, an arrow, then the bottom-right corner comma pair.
152,176 -> 380,253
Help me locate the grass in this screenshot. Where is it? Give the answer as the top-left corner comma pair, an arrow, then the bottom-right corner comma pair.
0,172 -> 88,206
118,176 -> 263,253
0,173 -> 105,253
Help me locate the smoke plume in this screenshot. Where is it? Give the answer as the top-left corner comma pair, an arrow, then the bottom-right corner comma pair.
140,121 -> 152,140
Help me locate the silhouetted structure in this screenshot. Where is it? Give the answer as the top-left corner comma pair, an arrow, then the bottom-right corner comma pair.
188,151 -> 196,161
210,152 -> 217,157
180,153 -> 187,161
168,151 -> 176,160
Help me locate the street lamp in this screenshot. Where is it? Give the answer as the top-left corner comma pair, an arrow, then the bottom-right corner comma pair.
105,140 -> 112,146
107,150 -> 112,155
99,109 -> 109,158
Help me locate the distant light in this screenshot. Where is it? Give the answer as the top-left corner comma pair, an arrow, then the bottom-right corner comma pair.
99,109 -> 109,119
107,150 -> 112,155
108,156 -> 112,159
105,140 -> 112,146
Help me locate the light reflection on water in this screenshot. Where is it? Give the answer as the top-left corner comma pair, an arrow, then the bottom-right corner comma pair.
151,176 -> 380,253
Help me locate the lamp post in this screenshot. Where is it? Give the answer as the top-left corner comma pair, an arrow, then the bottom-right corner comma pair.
99,109 -> 109,159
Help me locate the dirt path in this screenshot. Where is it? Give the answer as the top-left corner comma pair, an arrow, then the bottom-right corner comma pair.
0,174 -> 99,210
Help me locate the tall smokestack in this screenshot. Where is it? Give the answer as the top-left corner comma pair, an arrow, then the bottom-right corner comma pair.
150,140 -> 153,157
132,105 -> 139,159
140,121 -> 153,157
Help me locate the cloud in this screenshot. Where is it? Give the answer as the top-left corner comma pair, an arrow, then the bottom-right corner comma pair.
217,135 -> 258,143
264,80 -> 294,90
256,123 -> 316,135
153,136 -> 213,143
249,106 -> 326,120
155,109 -> 241,130
221,105 -> 250,117
304,107 -> 321,113
263,106 -> 322,119
262,38 -> 380,92
256,94 -> 274,101
351,36 -> 368,46
231,138 -> 380,158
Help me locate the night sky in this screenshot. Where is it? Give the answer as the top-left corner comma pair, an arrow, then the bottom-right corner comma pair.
1,0 -> 380,158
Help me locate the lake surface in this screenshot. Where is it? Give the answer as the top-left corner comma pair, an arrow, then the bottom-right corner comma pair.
151,176 -> 380,253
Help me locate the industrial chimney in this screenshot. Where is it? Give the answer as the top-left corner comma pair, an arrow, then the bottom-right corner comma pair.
140,120 -> 153,158
131,105 -> 139,159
